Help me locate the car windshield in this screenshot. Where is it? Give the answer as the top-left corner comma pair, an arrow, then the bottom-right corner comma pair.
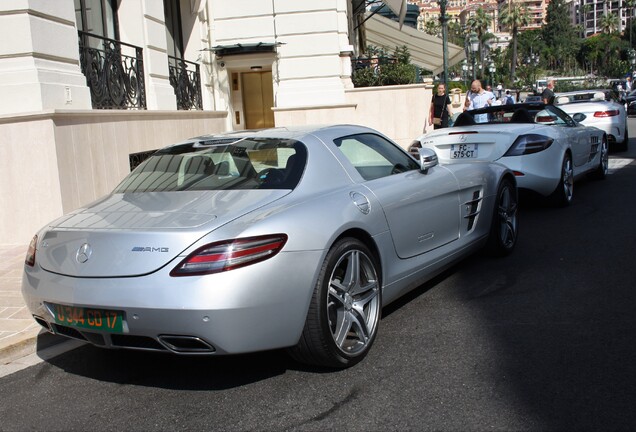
114,137 -> 307,193
455,103 -> 574,126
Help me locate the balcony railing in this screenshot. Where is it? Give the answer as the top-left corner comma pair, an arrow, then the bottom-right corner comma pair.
168,56 -> 203,110
78,31 -> 146,110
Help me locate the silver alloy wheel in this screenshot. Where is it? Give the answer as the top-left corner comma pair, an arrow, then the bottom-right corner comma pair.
497,182 -> 518,249
562,155 -> 574,203
327,249 -> 380,356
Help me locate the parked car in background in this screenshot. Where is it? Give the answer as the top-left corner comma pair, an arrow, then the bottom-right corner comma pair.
22,124 -> 518,369
625,89 -> 636,117
524,95 -> 542,103
410,103 -> 608,206
555,90 -> 628,151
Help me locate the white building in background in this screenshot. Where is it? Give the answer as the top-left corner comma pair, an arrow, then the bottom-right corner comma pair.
572,0 -> 629,36
0,0 -> 463,245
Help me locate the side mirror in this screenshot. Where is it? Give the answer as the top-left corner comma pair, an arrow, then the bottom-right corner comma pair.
572,113 -> 586,123
408,141 -> 422,159
418,148 -> 438,173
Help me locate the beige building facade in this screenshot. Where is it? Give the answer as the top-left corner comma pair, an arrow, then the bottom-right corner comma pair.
0,0 -> 451,245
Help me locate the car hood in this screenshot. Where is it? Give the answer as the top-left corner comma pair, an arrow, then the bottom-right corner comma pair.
418,124 -> 538,162
37,190 -> 289,277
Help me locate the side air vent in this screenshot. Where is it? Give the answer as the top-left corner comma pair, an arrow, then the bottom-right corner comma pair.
464,190 -> 483,232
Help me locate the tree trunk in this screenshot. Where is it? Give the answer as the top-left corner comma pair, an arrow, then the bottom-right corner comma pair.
510,28 -> 518,82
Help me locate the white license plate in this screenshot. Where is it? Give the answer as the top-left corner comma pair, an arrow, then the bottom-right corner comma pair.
450,144 -> 478,159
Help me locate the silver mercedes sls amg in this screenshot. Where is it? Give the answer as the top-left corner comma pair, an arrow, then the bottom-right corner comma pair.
22,125 -> 518,368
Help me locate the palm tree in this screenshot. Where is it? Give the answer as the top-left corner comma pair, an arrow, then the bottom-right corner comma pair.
599,12 -> 620,34
499,1 -> 531,81
467,7 -> 492,78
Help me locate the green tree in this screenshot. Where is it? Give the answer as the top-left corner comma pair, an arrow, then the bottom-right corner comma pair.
467,7 -> 492,78
578,34 -> 630,77
599,13 -> 620,34
499,1 -> 531,81
542,0 -> 580,74
424,18 -> 440,36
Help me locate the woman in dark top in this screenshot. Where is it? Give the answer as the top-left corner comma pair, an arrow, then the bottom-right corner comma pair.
429,83 -> 452,129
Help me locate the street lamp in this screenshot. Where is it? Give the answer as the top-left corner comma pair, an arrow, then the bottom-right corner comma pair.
469,32 -> 479,81
461,60 -> 468,87
438,0 -> 449,84
489,61 -> 496,88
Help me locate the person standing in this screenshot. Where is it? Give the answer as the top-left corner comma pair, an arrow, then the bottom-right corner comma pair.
429,83 -> 452,129
464,80 -> 494,123
542,79 -> 555,104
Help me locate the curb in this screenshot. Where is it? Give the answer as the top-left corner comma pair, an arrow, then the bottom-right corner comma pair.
0,329 -> 66,365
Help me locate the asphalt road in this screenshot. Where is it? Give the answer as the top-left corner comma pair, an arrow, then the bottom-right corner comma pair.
2,121 -> 636,431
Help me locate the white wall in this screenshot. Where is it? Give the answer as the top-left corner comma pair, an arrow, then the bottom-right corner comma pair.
0,110 -> 228,245
274,84 -> 433,149
0,0 -> 91,115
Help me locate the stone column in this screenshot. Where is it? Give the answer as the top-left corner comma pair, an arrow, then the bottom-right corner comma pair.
117,0 -> 177,110
0,0 -> 91,115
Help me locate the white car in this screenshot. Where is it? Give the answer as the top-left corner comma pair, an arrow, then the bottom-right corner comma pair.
411,103 -> 608,206
555,90 -> 628,151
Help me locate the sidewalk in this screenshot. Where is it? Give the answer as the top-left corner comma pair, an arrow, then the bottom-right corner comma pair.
0,244 -> 42,363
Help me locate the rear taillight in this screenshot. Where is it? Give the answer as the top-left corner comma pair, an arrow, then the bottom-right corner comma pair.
594,110 -> 619,117
504,134 -> 554,156
170,234 -> 288,276
25,235 -> 38,267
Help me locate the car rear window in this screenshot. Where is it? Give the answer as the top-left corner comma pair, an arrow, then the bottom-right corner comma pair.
114,138 -> 306,192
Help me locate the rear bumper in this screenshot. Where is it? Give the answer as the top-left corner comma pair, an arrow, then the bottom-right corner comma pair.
21,250 -> 322,355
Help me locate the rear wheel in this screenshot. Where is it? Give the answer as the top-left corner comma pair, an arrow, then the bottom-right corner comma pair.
289,238 -> 381,368
592,136 -> 609,180
486,178 -> 518,256
551,153 -> 574,207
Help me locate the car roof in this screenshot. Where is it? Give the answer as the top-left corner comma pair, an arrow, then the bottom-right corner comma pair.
182,124 -> 380,143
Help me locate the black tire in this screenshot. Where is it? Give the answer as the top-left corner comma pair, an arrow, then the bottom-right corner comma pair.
551,153 -> 574,207
592,136 -> 609,180
485,178 -> 518,256
289,238 -> 382,368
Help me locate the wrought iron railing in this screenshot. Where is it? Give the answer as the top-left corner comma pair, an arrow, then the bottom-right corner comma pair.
129,149 -> 157,171
78,31 -> 146,110
168,56 -> 203,110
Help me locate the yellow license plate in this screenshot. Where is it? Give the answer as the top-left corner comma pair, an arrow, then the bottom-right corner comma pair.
50,303 -> 124,333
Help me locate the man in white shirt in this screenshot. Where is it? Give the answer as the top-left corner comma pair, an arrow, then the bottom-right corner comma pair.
464,80 -> 494,123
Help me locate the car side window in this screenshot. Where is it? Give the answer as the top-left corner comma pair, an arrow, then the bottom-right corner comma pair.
546,105 -> 575,127
334,133 -> 419,181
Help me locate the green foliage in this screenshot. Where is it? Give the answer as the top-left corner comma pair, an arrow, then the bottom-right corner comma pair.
542,0 -> 580,72
352,45 -> 417,88
578,34 -> 630,77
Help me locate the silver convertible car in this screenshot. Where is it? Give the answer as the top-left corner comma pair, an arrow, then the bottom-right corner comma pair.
22,125 -> 518,368
411,103 -> 608,206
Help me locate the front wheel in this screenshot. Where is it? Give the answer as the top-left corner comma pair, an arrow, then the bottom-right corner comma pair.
592,136 -> 609,180
551,153 -> 574,207
485,178 -> 518,256
289,238 -> 381,368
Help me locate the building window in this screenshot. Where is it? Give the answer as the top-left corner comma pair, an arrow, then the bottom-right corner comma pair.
74,0 -> 118,40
